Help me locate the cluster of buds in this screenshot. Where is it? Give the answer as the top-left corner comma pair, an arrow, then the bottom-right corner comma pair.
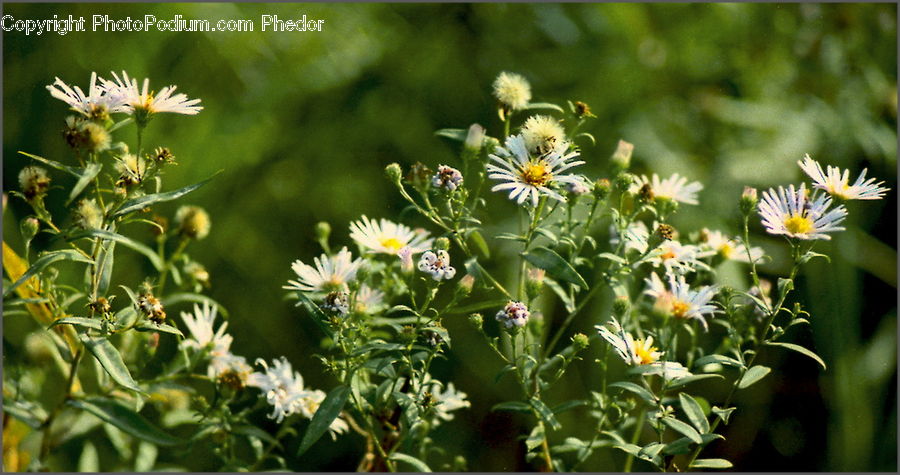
322,290 -> 350,316
495,301 -> 530,329
418,249 -> 456,281
432,165 -> 464,191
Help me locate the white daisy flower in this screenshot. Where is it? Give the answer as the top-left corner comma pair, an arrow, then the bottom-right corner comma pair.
487,134 -> 585,207
102,70 -> 202,118
247,357 -> 310,423
417,250 -> 457,281
596,317 -> 691,380
647,240 -> 708,274
798,154 -> 889,200
284,247 -> 364,293
633,173 -> 704,205
495,301 -> 530,329
180,302 -> 230,354
418,374 -> 471,424
492,71 -> 532,111
758,183 -> 847,240
354,285 -> 386,314
566,175 -> 593,196
208,352 -> 253,386
349,216 -> 433,255
643,272 -> 719,330
521,115 -> 566,154
698,228 -> 764,263
47,72 -> 129,116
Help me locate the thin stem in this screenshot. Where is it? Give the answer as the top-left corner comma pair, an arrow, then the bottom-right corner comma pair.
623,407 -> 647,473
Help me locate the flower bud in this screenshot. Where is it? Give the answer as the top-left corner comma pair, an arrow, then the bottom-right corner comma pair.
612,296 -> 631,317
18,166 -> 51,200
405,162 -> 433,190
20,217 -> 39,242
572,333 -> 590,351
740,186 -> 759,215
593,178 -> 612,200
468,313 -> 484,331
525,268 -> 545,301
456,274 -> 475,296
315,221 -> 331,242
152,147 -> 176,165
464,123 -> 486,152
397,246 -> 415,273
434,237 -> 450,251
610,140 -> 634,171
175,205 -> 211,240
614,172 -> 636,193
574,101 -> 596,119
385,163 -> 403,185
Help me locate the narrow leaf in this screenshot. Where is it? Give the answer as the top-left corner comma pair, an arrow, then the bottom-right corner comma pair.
296,385 -> 349,456
491,401 -> 532,414
692,354 -> 744,369
68,229 -> 162,270
609,382 -> 657,405
111,173 -> 217,218
80,334 -> 143,393
524,102 -> 565,113
525,424 -> 545,451
67,162 -> 103,205
690,458 -> 733,469
679,393 -> 710,434
522,246 -> 588,288
738,365 -> 772,389
4,250 -> 93,297
18,151 -> 81,176
529,398 -> 562,430
467,230 -> 491,259
133,322 -> 184,338
765,341 -> 827,370
389,453 -> 432,472
49,316 -> 104,331
68,397 -> 181,446
433,128 -> 468,142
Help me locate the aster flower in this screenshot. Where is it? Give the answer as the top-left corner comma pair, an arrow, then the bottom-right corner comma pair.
643,272 -> 719,330
417,250 -> 457,281
646,240 -> 709,274
495,301 -> 530,329
417,374 -> 471,424
492,71 -> 532,111
798,154 -> 889,200
521,115 -> 566,154
209,352 -> 253,388
758,183 -> 847,240
487,134 -> 585,207
354,284 -> 386,314
47,72 -> 128,117
284,247 -> 364,293
432,165 -> 464,191
180,302 -> 231,355
596,317 -> 691,380
349,216 -> 433,255
633,173 -> 704,205
397,246 -> 415,273
698,228 -> 764,263
102,71 -> 202,120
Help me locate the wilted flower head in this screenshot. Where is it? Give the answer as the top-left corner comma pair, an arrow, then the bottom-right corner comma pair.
174,205 -> 211,240
758,183 -> 847,240
152,147 -> 176,165
73,198 -> 104,230
416,374 -> 471,424
492,71 -> 532,111
633,173 -> 704,205
798,154 -> 889,200
521,115 -> 566,154
350,216 -> 433,255
115,154 -> 147,187
496,301 -> 530,329
488,134 -> 585,207
285,247 -> 364,293
18,166 -> 51,200
137,291 -> 166,324
417,249 -> 457,281
432,165 -> 464,191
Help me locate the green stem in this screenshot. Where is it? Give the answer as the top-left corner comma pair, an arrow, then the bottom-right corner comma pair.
623,407 -> 647,473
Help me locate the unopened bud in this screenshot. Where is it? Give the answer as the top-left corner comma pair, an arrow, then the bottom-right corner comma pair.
614,172 -> 636,193
468,313 -> 484,331
175,205 -> 211,240
740,186 -> 759,215
464,123 -> 486,152
20,217 -> 39,242
456,274 -> 475,296
525,268 -> 545,301
434,237 -> 450,251
572,333 -> 590,351
612,296 -> 631,317
610,140 -> 634,171
385,163 -> 403,185
315,221 -> 331,242
406,162 -> 433,190
593,178 -> 612,200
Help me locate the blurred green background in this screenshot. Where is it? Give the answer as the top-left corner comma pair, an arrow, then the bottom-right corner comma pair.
3,2 -> 897,471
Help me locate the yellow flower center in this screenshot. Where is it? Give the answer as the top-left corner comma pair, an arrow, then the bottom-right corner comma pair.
634,339 -> 658,365
521,162 -> 552,186
671,300 -> 691,318
719,243 -> 734,258
659,248 -> 676,261
322,277 -> 344,292
380,237 -> 405,252
784,213 -> 814,235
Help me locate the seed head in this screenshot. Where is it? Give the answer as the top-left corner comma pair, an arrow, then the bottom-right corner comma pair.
175,205 -> 211,240
74,198 -> 104,230
19,166 -> 51,200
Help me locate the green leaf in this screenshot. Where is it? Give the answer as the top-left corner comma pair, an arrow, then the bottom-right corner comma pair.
134,441 -> 158,471
608,382 -> 657,405
68,397 -> 181,446
692,354 -> 744,369
96,240 -> 116,296
389,453 -> 431,472
663,433 -> 724,455
551,399 -> 586,415
679,393 -> 710,434
78,441 -> 100,472
296,385 -> 349,456
491,401 -> 532,414
765,341 -> 827,370
79,334 -> 143,393
576,132 -> 597,146
434,128 -> 468,142
544,277 -> 576,313
18,151 -> 81,176
798,250 -> 830,265
665,374 -> 725,390
68,229 -> 163,270
597,252 -> 627,265
522,246 -> 588,288
295,291 -> 335,339
447,298 -> 509,316
467,230 -> 491,259
711,406 -> 736,425
529,398 -> 562,431
3,399 -> 48,429
525,424 -> 546,452
49,316 -> 104,331
524,102 -> 565,113
110,173 -> 217,218
133,322 -> 184,338
738,365 -> 772,389
4,249 -> 93,297
690,458 -> 733,469
776,277 -> 794,298
662,417 -> 702,444
67,162 -> 103,206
